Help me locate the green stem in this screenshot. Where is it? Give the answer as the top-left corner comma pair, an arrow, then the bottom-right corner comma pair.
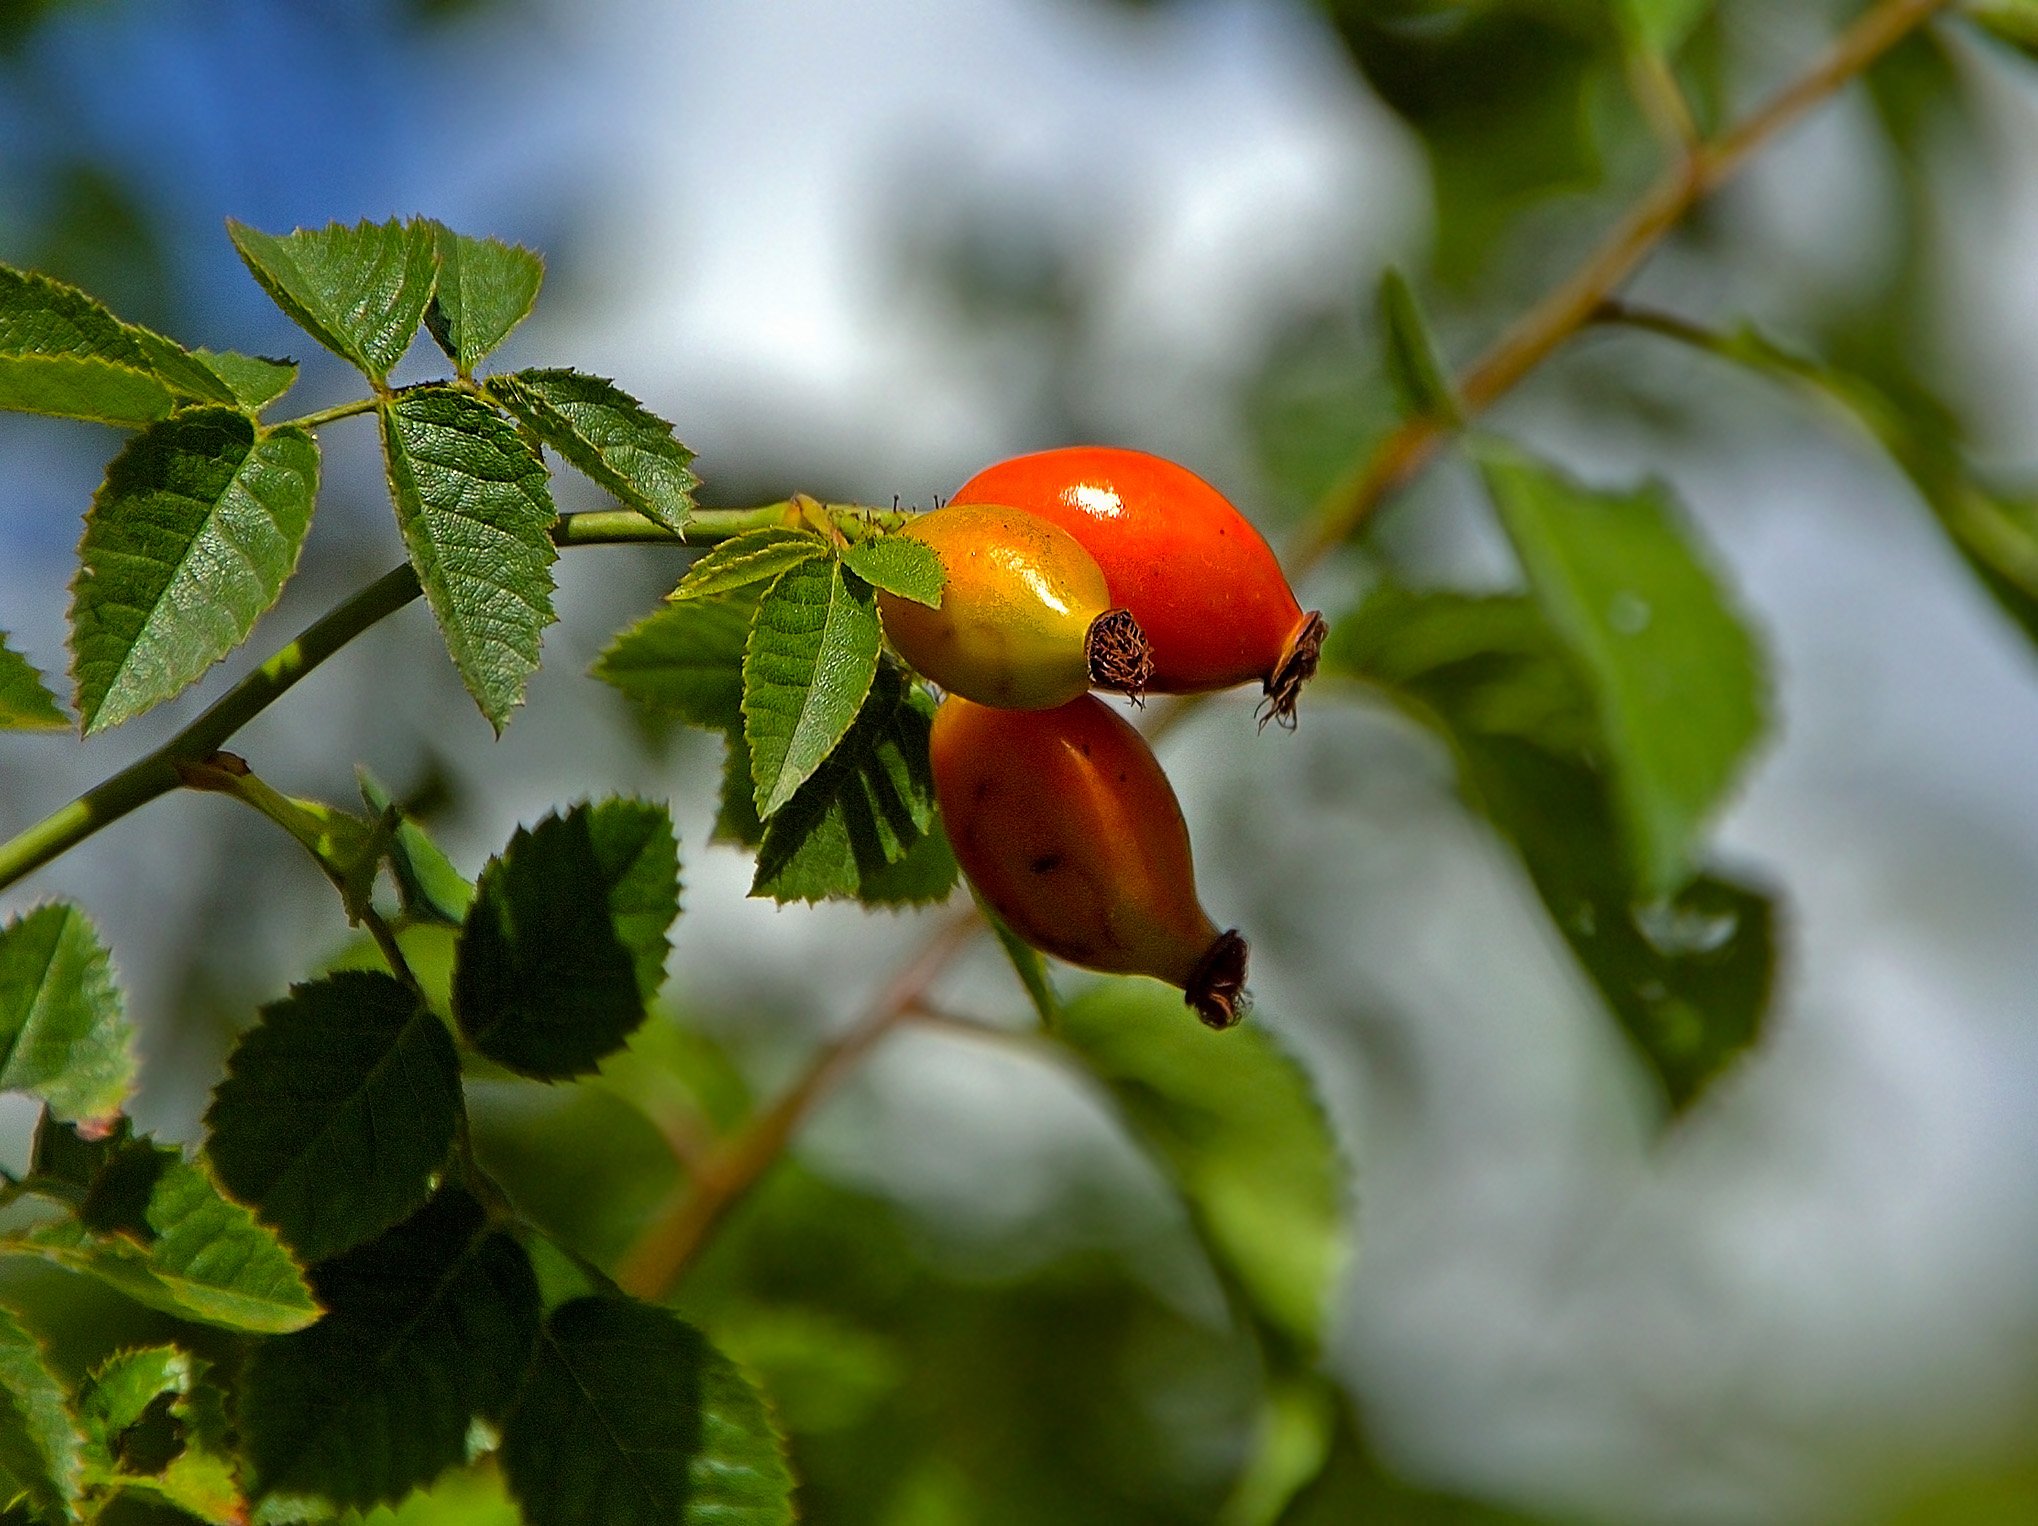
0,564 -> 422,893
0,505 -> 819,894
286,397 -> 381,431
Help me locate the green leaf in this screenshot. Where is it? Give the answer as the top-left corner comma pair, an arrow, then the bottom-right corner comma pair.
77,1346 -> 183,1462
0,904 -> 136,1130
1278,1391 -> 1552,1525
594,594 -> 753,733
1328,584 -> 1776,1112
0,636 -> 65,731
668,530 -> 826,602
189,349 -> 298,411
842,535 -> 944,607
227,218 -> 438,382
71,407 -> 319,732
708,1305 -> 903,1439
454,799 -> 680,1080
379,386 -> 557,733
1377,267 -> 1458,423
424,224 -> 543,376
239,1190 -> 541,1511
1960,0 -> 2038,54
750,668 -> 951,906
713,728 -> 765,849
202,771 -> 386,924
123,328 -> 243,408
1479,446 -> 1765,899
982,901 -> 1060,1027
16,1142 -> 319,1333
204,971 -> 461,1263
0,265 -> 172,425
853,819 -> 960,908
1057,982 -> 1346,1355
348,1464 -> 520,1526
499,1297 -> 794,1526
1619,0 -> 1712,57
78,1346 -> 242,1526
743,559 -> 882,819
0,1306 -> 84,1523
485,369 -> 696,534
357,769 -> 475,925
1696,324 -> 2038,671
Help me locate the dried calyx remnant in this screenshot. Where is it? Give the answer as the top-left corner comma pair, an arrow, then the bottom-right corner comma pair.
1085,607 -> 1155,699
1259,611 -> 1328,731
1185,929 -> 1250,1029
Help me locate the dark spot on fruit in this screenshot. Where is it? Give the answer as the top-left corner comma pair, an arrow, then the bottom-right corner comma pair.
1030,853 -> 1062,874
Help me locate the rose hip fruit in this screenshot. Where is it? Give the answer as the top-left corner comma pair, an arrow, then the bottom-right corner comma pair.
876,504 -> 1152,710
930,692 -> 1247,1028
951,446 -> 1326,726
880,503 -> 1157,713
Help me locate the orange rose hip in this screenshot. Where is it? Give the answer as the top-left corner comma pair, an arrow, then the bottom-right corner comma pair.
876,504 -> 1151,710
951,446 -> 1326,726
930,693 -> 1247,1028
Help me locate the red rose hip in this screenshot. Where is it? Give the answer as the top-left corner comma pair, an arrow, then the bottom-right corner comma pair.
951,446 -> 1327,726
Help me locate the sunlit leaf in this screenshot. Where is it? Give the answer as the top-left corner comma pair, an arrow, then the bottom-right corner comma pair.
0,903 -> 135,1130
71,407 -> 318,732
239,1190 -> 540,1511
357,769 -> 475,925
0,1306 -> 83,1522
227,218 -> 438,381
78,1346 -> 242,1526
668,530 -> 825,602
189,349 -> 298,411
499,1296 -> 794,1526
17,1143 -> 318,1333
1479,445 -> 1765,899
1058,982 -> 1346,1355
455,799 -> 680,1080
842,535 -> 944,607
379,385 -> 557,732
350,1463 -> 521,1526
743,559 -> 881,819
204,971 -> 461,1262
424,224 -> 543,376
486,369 -> 695,534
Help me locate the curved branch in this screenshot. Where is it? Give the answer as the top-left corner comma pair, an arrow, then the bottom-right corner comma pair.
616,908 -> 981,1300
1288,0 -> 1954,576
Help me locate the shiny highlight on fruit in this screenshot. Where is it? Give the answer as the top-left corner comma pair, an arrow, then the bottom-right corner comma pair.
876,503 -> 1152,709
951,446 -> 1325,726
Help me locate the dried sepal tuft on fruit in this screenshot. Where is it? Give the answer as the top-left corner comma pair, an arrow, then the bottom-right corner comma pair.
876,503 -> 1153,710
